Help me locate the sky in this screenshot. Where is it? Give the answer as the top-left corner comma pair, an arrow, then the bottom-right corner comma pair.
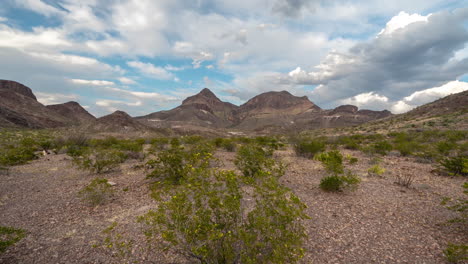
0,0 -> 467,117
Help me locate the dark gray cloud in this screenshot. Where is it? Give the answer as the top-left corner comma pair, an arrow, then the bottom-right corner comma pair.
272,0 -> 319,17
290,8 -> 468,107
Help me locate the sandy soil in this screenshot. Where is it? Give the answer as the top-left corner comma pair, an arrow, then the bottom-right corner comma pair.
0,148 -> 466,264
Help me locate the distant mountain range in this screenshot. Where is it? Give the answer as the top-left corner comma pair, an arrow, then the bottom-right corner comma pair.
1,79 -> 465,134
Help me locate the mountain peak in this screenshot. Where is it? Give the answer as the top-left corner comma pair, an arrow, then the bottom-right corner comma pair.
0,80 -> 37,100
182,88 -> 222,106
199,88 -> 216,97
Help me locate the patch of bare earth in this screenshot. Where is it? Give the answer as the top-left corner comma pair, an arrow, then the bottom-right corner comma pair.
1,148 -> 466,263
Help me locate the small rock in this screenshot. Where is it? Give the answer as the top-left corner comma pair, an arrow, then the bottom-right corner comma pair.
108,181 -> 117,186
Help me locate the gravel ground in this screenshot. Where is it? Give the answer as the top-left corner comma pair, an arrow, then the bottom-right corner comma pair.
0,149 -> 466,264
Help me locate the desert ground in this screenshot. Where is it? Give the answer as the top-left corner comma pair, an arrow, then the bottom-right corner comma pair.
1,145 -> 466,264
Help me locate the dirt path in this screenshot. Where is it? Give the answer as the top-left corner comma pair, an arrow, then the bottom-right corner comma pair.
0,150 -> 466,263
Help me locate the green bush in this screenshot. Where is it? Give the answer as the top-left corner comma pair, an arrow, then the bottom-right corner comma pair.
319,172 -> 361,192
372,140 -> 393,155
439,155 -> 468,176
0,226 -> 25,253
234,144 -> 283,178
294,139 -> 326,158
147,141 -> 214,184
73,148 -> 127,174
0,146 -> 37,166
315,150 -> 344,175
368,164 -> 386,176
78,178 -> 114,206
213,138 -> 236,152
139,167 -> 308,264
444,243 -> 468,263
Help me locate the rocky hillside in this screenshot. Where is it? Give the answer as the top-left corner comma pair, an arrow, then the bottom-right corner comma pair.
46,101 -> 96,125
137,88 -> 238,128
0,80 -> 69,128
0,80 -> 95,129
138,88 -> 393,132
86,111 -> 150,133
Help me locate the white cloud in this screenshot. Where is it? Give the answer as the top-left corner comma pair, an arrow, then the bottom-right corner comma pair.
71,79 -> 115,86
0,17 -> 7,22
401,80 -> 468,107
118,77 -> 137,85
378,11 -> 430,35
36,92 -> 79,105
127,61 -> 174,80
341,92 -> 389,109
14,0 -> 64,16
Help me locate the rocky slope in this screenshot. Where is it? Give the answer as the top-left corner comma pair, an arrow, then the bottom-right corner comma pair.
46,101 -> 96,125
139,88 -> 393,131
0,80 -> 69,128
137,88 -> 238,128
86,110 -> 150,132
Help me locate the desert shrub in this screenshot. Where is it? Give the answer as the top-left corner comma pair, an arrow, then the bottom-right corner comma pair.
338,136 -> 360,150
315,150 -> 344,175
368,164 -> 386,177
319,172 -> 361,192
345,154 -> 358,165
73,148 -> 127,174
394,141 -> 421,156
181,135 -> 204,145
149,137 -> 170,151
439,155 -> 468,176
395,172 -> 415,187
234,144 -> 284,178
147,140 -> 214,184
254,136 -> 284,150
437,141 -> 458,155
294,139 -> 326,158
372,140 -> 393,155
0,146 -> 37,166
78,178 -> 114,206
213,138 -> 236,152
0,226 -> 25,253
139,168 -> 308,264
444,243 -> 468,263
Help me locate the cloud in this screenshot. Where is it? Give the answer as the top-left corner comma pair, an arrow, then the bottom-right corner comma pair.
403,80 -> 468,106
279,9 -> 468,109
340,80 -> 468,113
71,79 -> 115,86
14,0 -> 64,16
378,11 -> 431,35
118,77 -> 137,85
36,92 -> 79,105
272,0 -> 318,18
127,61 -> 175,80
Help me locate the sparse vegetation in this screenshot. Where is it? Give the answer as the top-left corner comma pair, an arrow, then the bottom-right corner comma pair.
444,243 -> 468,263
0,226 -> 26,253
294,139 -> 326,158
140,166 -> 308,264
234,143 -> 284,178
439,155 -> 468,176
319,172 -> 361,192
78,178 -> 114,206
368,164 -> 386,177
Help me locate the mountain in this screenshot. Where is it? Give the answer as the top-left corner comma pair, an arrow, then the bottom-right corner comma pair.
233,91 -> 321,130
139,89 -> 392,132
137,88 -> 238,128
46,101 -> 96,125
87,111 -> 150,132
0,80 -> 68,128
0,80 -> 93,129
